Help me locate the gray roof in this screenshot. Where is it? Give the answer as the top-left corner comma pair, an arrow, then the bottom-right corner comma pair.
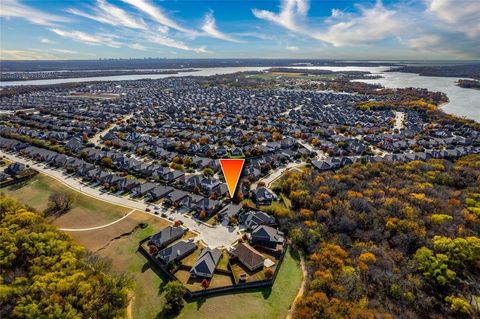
190,247 -> 222,277
157,240 -> 196,264
148,226 -> 186,248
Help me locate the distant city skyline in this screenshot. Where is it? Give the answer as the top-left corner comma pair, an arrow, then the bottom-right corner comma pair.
1,0 -> 479,60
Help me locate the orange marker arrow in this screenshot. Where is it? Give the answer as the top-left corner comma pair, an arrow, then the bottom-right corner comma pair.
219,159 -> 245,198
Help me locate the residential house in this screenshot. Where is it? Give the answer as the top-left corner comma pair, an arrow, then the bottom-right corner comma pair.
157,240 -> 196,264
190,247 -> 222,278
250,225 -> 285,249
232,243 -> 265,271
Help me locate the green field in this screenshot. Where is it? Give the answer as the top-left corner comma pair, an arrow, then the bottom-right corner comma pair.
1,174 -> 129,228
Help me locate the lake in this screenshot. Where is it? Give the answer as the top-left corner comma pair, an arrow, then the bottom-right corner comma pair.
288,66 -> 480,122
1,65 -> 478,122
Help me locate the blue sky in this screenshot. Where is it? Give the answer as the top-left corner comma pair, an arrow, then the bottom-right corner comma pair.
1,0 -> 479,60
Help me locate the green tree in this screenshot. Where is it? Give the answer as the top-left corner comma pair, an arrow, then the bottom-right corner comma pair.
163,281 -> 186,314
101,156 -> 113,168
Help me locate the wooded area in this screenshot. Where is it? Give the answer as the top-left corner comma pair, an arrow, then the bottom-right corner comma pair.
0,195 -> 130,319
271,155 -> 480,318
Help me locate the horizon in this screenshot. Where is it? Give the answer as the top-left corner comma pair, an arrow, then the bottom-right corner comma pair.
1,0 -> 480,61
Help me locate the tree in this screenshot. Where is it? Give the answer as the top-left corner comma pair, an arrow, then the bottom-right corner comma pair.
203,167 -> 214,177
45,192 -> 76,215
0,195 -> 130,319
264,268 -> 274,279
201,279 -> 210,289
101,156 -> 113,168
163,281 -> 186,314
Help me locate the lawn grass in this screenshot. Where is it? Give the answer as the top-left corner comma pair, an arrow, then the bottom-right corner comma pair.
177,247 -> 302,319
1,173 -> 130,228
97,224 -> 171,319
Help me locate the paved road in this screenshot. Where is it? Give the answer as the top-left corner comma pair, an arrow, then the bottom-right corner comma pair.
394,111 -> 405,130
255,162 -> 305,188
0,150 -> 240,248
89,113 -> 133,146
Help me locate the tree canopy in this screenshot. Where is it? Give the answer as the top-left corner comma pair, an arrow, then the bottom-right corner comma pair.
0,195 -> 130,319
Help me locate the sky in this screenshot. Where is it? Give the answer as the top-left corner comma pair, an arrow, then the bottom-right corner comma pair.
1,0 -> 479,60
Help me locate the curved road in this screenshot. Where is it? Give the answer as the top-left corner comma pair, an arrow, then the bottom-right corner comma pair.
0,150 -> 240,248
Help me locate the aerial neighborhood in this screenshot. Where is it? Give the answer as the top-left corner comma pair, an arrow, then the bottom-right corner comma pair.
1,72 -> 479,302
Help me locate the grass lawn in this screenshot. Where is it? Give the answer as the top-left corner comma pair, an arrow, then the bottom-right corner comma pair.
97,223 -> 172,319
1,173 -> 130,228
177,247 -> 302,319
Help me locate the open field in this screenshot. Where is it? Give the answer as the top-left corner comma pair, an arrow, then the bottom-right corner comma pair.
1,173 -> 130,228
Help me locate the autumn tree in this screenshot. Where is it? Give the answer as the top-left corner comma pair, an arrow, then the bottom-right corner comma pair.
163,281 -> 186,314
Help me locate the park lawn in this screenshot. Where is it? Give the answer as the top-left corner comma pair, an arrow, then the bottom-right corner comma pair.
177,247 -> 302,319
1,173 -> 130,228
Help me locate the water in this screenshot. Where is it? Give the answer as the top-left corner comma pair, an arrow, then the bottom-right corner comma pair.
356,72 -> 480,122
0,66 -> 269,87
288,66 -> 480,122
1,65 -> 478,122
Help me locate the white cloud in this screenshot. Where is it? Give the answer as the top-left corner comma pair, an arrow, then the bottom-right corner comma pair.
201,12 -> 242,42
40,37 -> 54,44
407,34 -> 442,51
0,49 -> 59,60
50,28 -> 122,47
146,34 -> 209,53
49,48 -> 78,54
286,45 -> 299,51
122,0 -> 196,35
0,0 -> 68,26
315,1 -> 406,47
252,0 -> 309,32
128,43 -> 147,50
67,0 -> 147,30
425,0 -> 480,38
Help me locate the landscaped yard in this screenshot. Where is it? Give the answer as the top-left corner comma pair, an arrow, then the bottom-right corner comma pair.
177,247 -> 303,319
174,269 -> 234,291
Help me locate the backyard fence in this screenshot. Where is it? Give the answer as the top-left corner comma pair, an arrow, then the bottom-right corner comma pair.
138,235 -> 289,300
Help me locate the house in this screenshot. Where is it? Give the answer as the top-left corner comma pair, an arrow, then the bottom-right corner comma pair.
148,226 -> 186,249
195,198 -> 221,216
201,177 -> 221,192
250,225 -> 284,249
157,240 -> 196,264
219,203 -> 242,221
164,190 -> 189,207
116,177 -> 139,192
5,162 -> 26,175
148,185 -> 174,201
190,247 -> 222,278
232,243 -> 265,271
131,182 -> 157,197
252,187 -> 278,206
162,170 -> 185,183
239,210 -> 276,230
0,172 -> 10,182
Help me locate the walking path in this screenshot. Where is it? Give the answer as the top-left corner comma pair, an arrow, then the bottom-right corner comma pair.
286,252 -> 307,319
0,150 -> 240,248
59,209 -> 136,232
